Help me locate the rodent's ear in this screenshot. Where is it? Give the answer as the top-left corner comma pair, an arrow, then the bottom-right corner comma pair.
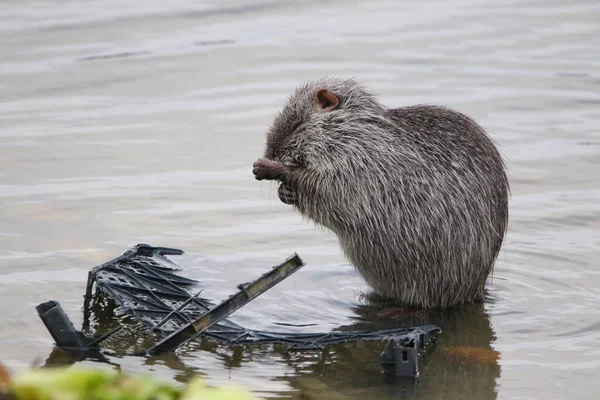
316,88 -> 339,112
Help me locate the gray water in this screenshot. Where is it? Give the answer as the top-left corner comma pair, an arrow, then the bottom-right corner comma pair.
1,0 -> 599,399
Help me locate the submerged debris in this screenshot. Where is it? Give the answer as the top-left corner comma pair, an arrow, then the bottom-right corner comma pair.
36,244 -> 440,378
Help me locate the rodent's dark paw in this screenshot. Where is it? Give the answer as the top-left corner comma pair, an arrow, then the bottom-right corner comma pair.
278,184 -> 297,205
252,158 -> 285,181
253,158 -> 274,180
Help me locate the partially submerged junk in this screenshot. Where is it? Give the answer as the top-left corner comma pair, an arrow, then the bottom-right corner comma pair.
36,244 -> 440,378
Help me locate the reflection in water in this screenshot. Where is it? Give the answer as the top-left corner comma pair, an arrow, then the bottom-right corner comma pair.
276,299 -> 501,399
43,348 -> 116,370
41,295 -> 500,400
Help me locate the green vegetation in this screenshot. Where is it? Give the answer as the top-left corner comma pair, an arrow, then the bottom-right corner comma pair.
0,363 -> 255,400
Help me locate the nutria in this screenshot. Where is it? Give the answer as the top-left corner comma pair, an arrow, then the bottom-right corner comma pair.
253,77 -> 509,309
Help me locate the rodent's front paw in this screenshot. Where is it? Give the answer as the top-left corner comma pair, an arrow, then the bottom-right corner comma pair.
252,158 -> 277,181
278,184 -> 297,205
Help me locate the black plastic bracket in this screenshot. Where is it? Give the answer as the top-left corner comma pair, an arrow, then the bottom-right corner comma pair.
380,326 -> 437,377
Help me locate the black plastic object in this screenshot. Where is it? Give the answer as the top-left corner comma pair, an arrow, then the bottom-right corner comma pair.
36,300 -> 117,356
36,301 -> 96,352
380,325 -> 438,377
147,253 -> 304,355
83,244 -> 241,335
38,244 -> 440,378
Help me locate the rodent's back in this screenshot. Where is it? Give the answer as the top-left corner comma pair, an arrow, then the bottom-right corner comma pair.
387,104 -> 508,219
389,105 -> 506,176
389,104 -> 509,245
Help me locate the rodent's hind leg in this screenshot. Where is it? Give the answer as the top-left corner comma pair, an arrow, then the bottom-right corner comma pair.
277,183 -> 297,205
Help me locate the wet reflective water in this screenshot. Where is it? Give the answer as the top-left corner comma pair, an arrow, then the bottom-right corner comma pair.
1,0 -> 599,399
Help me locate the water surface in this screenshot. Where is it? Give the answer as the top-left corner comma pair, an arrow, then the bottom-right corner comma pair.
1,1 -> 599,399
